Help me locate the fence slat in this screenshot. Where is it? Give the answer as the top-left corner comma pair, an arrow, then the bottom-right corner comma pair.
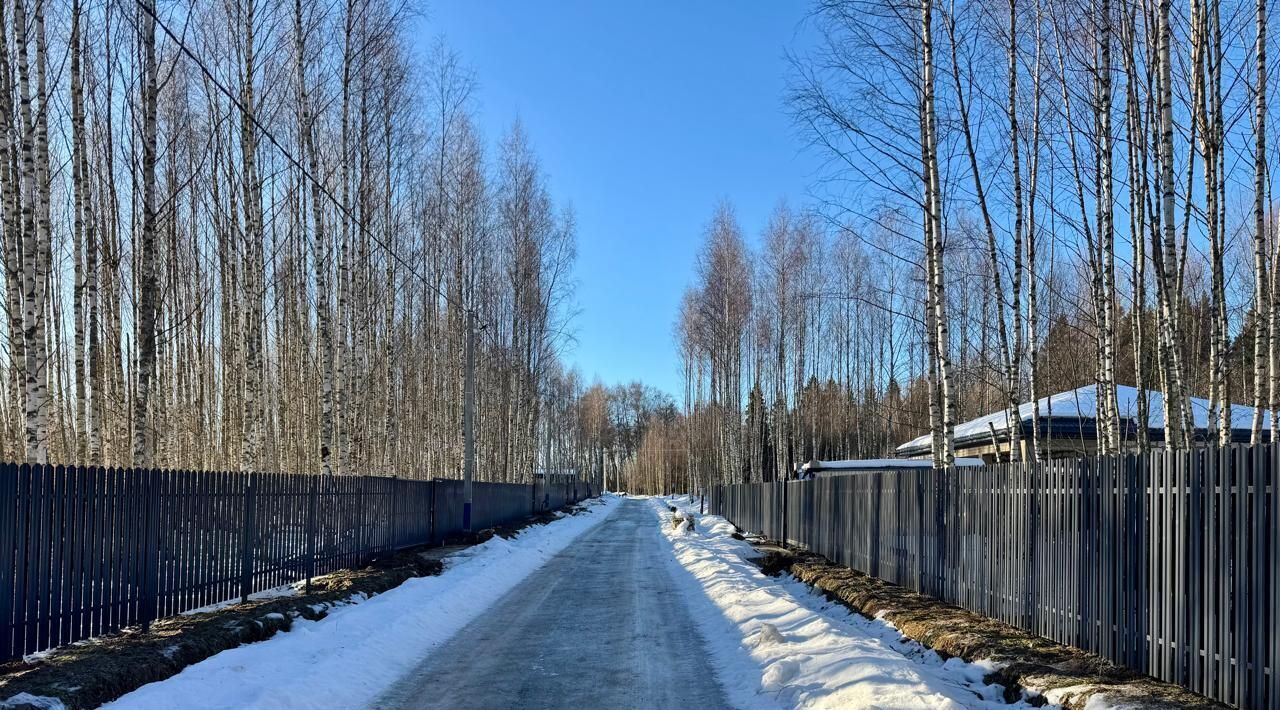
711,445 -> 1280,709
0,464 -> 16,660
0,463 -> 565,665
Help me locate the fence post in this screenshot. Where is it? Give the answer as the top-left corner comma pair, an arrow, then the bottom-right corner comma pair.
357,476 -> 367,563
781,478 -> 788,546
916,468 -> 926,593
937,467 -> 946,600
1271,443 -> 1280,710
240,473 -> 256,603
428,479 -> 437,545
305,475 -> 317,594
141,468 -> 162,631
1023,461 -> 1035,631
388,475 -> 398,551
0,464 -> 16,660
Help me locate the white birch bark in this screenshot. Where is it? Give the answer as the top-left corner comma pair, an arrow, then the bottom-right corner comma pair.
131,0 -> 160,467
1251,0 -> 1269,443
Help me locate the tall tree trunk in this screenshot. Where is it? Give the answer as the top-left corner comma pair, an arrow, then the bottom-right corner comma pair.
132,0 -> 160,467
14,0 -> 51,464
1025,9 -> 1044,460
1123,3 -> 1150,453
239,0 -> 265,471
0,0 -> 25,460
294,0 -> 335,474
71,0 -> 89,464
921,0 -> 954,465
1252,0 -> 1269,443
1156,0 -> 1189,449
1096,0 -> 1120,453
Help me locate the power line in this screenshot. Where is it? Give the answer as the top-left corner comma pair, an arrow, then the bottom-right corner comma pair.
131,0 -> 469,317
132,0 -> 489,492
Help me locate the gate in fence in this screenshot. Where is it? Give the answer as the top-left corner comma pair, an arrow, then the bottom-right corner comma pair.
711,446 -> 1279,710
0,464 -> 594,662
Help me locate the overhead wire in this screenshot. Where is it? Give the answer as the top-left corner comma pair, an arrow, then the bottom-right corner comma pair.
130,0 -> 472,318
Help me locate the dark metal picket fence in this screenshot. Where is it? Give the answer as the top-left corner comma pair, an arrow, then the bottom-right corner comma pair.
711,446 -> 1279,709
0,464 -> 593,662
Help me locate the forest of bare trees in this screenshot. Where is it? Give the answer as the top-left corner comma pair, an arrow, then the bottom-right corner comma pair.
0,0 -> 615,485
621,0 -> 1280,491
8,0 -> 1280,495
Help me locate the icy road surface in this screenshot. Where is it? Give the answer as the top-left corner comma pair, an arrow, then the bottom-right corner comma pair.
378,497 -> 734,709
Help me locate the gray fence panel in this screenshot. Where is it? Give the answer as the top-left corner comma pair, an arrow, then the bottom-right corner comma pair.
474,481 -> 534,530
0,465 -> 594,663
430,479 -> 465,542
709,445 -> 1280,709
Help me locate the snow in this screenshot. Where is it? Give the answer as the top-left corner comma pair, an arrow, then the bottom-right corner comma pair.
0,693 -> 66,710
99,495 -> 621,710
896,384 -> 1274,454
180,583 -> 300,616
656,495 -> 1053,709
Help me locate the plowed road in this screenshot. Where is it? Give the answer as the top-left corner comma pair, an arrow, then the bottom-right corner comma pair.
377,498 -> 732,709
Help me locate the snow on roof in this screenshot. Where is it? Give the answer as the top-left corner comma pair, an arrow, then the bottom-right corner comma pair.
804,458 -> 984,471
895,384 -> 1273,454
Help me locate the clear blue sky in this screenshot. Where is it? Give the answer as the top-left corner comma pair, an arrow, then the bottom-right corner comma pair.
421,1 -> 824,399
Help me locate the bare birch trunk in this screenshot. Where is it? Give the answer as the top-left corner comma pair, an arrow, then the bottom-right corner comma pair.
1122,4 -> 1150,453
14,0 -> 51,464
71,0 -> 89,464
1156,0 -> 1189,449
294,0 -> 336,474
1026,11 -> 1043,461
0,0 -> 25,458
921,0 -> 954,465
1096,0 -> 1120,453
238,0 -> 265,472
1252,0 -> 1269,443
131,0 -> 159,467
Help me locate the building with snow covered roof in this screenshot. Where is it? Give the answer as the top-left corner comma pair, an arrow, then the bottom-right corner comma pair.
795,457 -> 984,479
894,384 -> 1273,463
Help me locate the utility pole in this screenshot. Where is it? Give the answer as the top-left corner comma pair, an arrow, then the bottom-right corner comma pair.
462,308 -> 476,532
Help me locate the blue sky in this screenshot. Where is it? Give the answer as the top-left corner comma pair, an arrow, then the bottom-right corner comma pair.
420,1 -> 824,399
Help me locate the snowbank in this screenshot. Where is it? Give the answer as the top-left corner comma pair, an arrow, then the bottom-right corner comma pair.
102,495 -> 621,710
655,495 -> 1049,709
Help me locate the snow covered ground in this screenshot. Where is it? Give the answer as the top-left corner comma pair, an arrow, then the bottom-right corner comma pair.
87,493 -> 1070,710
101,495 -> 621,710
656,495 -> 1053,710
